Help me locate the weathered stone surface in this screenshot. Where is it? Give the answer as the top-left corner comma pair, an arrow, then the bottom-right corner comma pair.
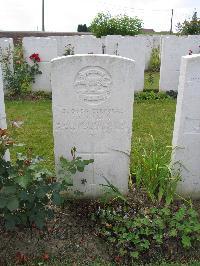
52,36 -> 76,56
0,38 -> 14,83
0,65 -> 7,129
104,35 -> 145,91
159,35 -> 200,91
172,54 -> 200,199
0,38 -> 13,57
0,65 -> 10,161
51,55 -> 135,197
54,35 -> 103,56
75,35 -> 103,54
32,62 -> 51,92
23,37 -> 57,63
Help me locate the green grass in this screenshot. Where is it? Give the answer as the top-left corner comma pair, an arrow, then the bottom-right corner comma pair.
5,98 -> 176,173
131,99 -> 176,172
5,98 -> 200,266
144,71 -> 160,91
5,100 -> 54,171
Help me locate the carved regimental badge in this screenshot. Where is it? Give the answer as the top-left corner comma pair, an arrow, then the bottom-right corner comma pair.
74,66 -> 112,105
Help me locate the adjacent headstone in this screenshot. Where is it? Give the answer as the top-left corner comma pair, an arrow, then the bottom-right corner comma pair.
172,54 -> 200,199
0,65 -> 7,129
75,35 -> 103,54
159,35 -> 200,92
23,37 -> 57,63
104,35 -> 145,91
54,35 -> 103,56
23,37 -> 58,92
51,55 -> 135,197
0,38 -> 14,82
0,65 -> 10,161
31,62 -> 51,92
51,36 -> 76,56
0,38 -> 14,61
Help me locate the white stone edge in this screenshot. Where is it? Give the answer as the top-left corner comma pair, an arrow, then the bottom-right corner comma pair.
50,54 -> 135,64
182,54 -> 200,59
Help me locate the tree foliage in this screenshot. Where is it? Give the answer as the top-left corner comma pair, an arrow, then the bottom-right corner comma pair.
77,24 -> 90,32
90,12 -> 143,38
177,11 -> 200,35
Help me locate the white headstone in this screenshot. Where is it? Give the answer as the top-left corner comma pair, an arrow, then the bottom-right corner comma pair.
31,62 -> 51,92
23,37 -> 57,63
0,65 -> 10,161
51,36 -> 77,56
0,65 -> 7,129
159,35 -> 200,92
0,38 -> 14,59
54,35 -> 103,56
104,35 -> 145,91
23,37 -> 57,92
0,38 -> 14,81
75,35 -> 103,54
51,55 -> 135,197
172,54 -> 200,199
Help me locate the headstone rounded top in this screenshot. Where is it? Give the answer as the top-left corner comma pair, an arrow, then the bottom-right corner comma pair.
51,54 -> 135,64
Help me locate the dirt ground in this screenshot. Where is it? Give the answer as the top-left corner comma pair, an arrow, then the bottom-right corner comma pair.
0,202 -> 112,265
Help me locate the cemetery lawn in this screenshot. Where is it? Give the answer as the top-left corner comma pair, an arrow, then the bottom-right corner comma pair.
5,98 -> 176,172
144,71 -> 160,91
3,98 -> 200,265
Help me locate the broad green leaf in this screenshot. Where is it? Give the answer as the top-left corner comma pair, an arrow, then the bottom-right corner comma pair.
5,217 -> 16,230
1,186 -> 16,195
15,174 -> 30,188
169,228 -> 177,237
36,186 -> 49,199
35,217 -> 45,229
130,251 -> 139,258
6,197 -> 19,211
19,191 -> 29,201
77,166 -> 84,172
181,235 -> 191,248
52,192 -> 64,205
69,167 -> 76,174
0,196 -> 7,208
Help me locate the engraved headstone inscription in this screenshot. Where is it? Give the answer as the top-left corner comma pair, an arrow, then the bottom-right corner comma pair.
51,55 -> 135,197
172,54 -> 200,199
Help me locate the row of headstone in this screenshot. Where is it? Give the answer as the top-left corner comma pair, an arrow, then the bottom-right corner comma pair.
159,35 -> 200,91
51,53 -> 200,198
1,49 -> 199,199
22,35 -> 148,92
2,35 -> 200,94
0,35 -> 162,93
